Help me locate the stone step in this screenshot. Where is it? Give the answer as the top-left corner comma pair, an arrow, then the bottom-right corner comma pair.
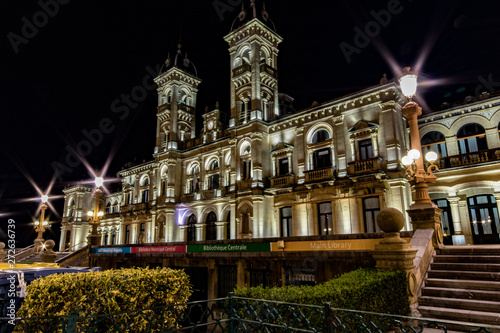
422,286 -> 500,301
419,296 -> 500,313
425,278 -> 500,291
430,262 -> 500,272
427,270 -> 500,281
419,305 -> 500,327
438,247 -> 500,256
433,255 -> 500,264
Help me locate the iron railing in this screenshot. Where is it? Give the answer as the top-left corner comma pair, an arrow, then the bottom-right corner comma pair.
2,294 -> 500,332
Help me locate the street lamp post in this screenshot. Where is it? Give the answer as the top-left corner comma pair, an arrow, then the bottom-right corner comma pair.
399,67 -> 444,248
34,194 -> 50,252
87,177 -> 104,247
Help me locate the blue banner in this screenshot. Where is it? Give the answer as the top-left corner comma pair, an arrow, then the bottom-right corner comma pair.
93,247 -> 131,254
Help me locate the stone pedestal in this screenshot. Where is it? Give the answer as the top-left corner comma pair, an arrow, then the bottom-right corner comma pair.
34,238 -> 44,253
87,234 -> 101,247
0,242 -> 5,262
407,207 -> 443,249
371,208 -> 418,304
41,240 -> 57,263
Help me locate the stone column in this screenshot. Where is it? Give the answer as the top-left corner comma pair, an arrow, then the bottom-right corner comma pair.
216,222 -> 227,240
195,223 -> 206,241
271,156 -> 276,177
448,197 -> 462,234
458,197 -> 473,244
349,137 -> 356,162
371,132 -> 379,157
371,208 -> 418,304
179,225 -> 187,242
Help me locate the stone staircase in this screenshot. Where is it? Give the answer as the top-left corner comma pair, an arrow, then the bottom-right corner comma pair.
418,246 -> 500,327
17,252 -> 69,263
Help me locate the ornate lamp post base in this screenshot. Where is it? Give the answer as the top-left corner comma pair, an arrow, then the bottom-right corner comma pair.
87,233 -> 101,247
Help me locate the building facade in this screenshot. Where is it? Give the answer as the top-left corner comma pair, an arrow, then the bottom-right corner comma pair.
59,3 -> 500,256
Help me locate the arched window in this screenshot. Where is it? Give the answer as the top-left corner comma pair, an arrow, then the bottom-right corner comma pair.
103,232 -> 108,245
68,198 -> 75,217
457,123 -> 487,154
210,160 -> 219,170
142,177 -> 150,186
106,202 -> 112,214
111,230 -> 116,245
422,131 -> 447,157
468,194 -> 500,244
187,214 -> 197,242
113,200 -> 119,213
206,211 -> 217,241
312,129 -> 329,144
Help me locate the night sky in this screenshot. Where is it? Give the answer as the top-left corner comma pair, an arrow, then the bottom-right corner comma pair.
1,0 -> 500,248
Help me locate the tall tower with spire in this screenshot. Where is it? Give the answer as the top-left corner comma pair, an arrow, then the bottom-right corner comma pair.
224,1 -> 282,127
154,41 -> 201,152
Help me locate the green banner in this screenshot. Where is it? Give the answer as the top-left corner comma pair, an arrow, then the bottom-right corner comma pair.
187,242 -> 270,253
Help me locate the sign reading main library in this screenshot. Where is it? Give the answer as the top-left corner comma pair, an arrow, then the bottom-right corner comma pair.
187,242 -> 270,253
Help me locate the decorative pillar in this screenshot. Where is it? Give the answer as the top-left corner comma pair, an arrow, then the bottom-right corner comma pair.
179,225 -> 187,242
371,208 -> 418,304
216,222 -> 227,240
448,197 -> 462,234
271,156 -> 276,177
195,223 -> 206,241
349,137 -> 356,161
371,132 -> 379,157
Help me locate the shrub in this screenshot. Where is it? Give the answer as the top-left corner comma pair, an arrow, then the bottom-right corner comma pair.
15,267 -> 191,332
233,268 -> 410,330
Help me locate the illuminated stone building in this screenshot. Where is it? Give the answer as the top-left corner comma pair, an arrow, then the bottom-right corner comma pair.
59,1 -> 500,294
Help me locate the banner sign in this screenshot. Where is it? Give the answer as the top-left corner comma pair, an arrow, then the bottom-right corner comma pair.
130,245 -> 186,253
187,243 -> 270,253
270,238 -> 411,252
93,247 -> 131,254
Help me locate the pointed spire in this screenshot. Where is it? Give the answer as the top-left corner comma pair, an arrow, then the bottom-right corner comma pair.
250,0 -> 256,18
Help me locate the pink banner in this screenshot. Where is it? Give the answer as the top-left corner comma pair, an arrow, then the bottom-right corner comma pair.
130,245 -> 186,253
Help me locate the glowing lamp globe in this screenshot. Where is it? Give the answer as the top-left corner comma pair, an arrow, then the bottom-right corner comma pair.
35,221 -> 40,226
43,221 -> 49,226
41,194 -> 49,203
425,151 -> 438,163
87,211 -> 93,217
399,67 -> 418,98
408,149 -> 421,161
401,155 -> 412,166
97,211 -> 104,217
95,177 -> 104,188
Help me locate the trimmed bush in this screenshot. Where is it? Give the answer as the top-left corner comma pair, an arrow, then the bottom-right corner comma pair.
234,268 -> 410,316
15,267 -> 191,332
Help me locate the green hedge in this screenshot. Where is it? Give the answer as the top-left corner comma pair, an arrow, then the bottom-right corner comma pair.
15,267 -> 191,332
234,268 -> 410,316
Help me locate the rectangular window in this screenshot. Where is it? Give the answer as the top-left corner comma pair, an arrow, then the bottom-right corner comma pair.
208,174 -> 219,190
279,158 -> 289,175
358,139 -> 373,160
125,225 -> 131,244
313,148 -> 332,169
318,202 -> 333,235
363,197 -> 381,233
280,206 -> 293,237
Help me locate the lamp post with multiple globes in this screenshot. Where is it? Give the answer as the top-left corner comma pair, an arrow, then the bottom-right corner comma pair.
399,67 -> 444,248
34,194 -> 50,252
87,176 -> 104,247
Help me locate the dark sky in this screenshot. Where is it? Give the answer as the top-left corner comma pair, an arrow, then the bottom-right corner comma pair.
1,0 -> 500,247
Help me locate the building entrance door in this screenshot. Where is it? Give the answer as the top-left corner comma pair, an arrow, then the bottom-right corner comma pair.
468,195 -> 500,244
